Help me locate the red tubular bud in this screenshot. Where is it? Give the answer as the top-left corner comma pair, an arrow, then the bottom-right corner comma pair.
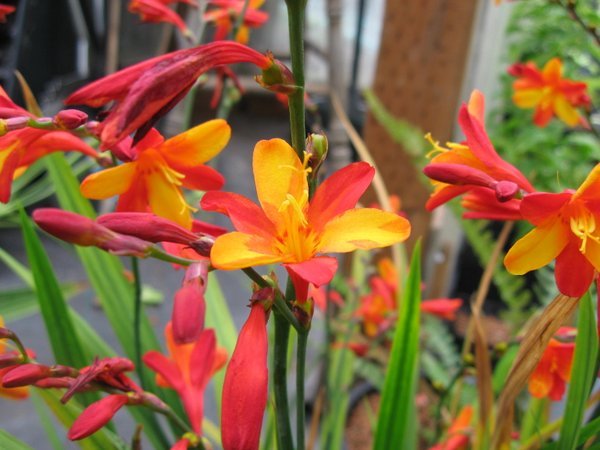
68,394 -> 131,440
2,363 -> 52,387
33,208 -> 151,257
0,350 -> 24,368
221,303 -> 268,450
423,163 -> 497,189
53,109 -> 89,129
493,180 -> 520,202
172,263 -> 208,344
98,212 -> 199,245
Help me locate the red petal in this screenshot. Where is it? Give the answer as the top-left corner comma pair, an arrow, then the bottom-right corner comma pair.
285,257 -> 338,303
143,351 -> 185,392
520,192 -> 571,226
308,162 -> 374,232
176,164 -> 225,191
555,240 -> 595,297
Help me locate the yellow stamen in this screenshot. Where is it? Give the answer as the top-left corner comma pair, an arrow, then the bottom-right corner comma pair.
570,210 -> 600,253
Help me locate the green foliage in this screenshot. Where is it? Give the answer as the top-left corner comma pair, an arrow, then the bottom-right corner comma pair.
374,242 -> 422,450
421,317 -> 461,388
0,430 -> 34,450
557,293 -> 599,449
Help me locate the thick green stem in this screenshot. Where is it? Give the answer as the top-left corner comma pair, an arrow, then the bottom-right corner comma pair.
296,329 -> 308,450
285,0 -> 307,156
273,310 -> 294,450
131,257 -> 145,389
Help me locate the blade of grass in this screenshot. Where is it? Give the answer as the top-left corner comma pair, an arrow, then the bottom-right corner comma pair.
0,247 -> 34,286
31,390 -> 66,450
556,292 -> 598,450
0,284 -> 83,322
19,209 -> 89,369
373,240 -> 422,450
0,430 -> 34,450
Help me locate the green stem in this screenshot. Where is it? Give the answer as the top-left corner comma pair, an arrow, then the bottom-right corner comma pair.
284,0 -> 307,156
148,247 -> 197,266
296,329 -> 308,450
273,310 -> 294,450
131,257 -> 145,389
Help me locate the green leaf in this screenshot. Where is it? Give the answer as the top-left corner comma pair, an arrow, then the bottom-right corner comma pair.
204,272 -> 238,414
31,390 -> 66,450
0,284 -> 82,322
374,241 -> 422,450
19,208 -> 89,369
492,345 -> 519,395
0,430 -> 34,450
556,292 -> 598,450
0,246 -> 34,286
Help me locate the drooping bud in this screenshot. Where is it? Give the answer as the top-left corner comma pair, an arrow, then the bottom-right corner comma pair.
0,350 -> 25,368
2,363 -> 53,387
33,208 -> 152,257
53,109 -> 89,130
221,302 -> 269,450
172,262 -> 208,344
68,394 -> 132,440
493,180 -> 520,202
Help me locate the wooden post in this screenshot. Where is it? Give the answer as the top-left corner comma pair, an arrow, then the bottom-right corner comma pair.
363,0 -> 480,249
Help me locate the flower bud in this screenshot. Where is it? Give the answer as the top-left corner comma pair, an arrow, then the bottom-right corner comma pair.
53,109 -> 89,130
189,236 -> 215,257
255,54 -> 296,94
0,350 -> 24,368
221,303 -> 269,450
98,212 -> 199,245
493,180 -> 520,202
68,394 -> 131,440
2,363 -> 52,387
33,208 -> 152,257
306,133 -> 328,175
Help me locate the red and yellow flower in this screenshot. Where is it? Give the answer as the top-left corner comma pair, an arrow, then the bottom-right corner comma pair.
204,0 -> 268,44
423,90 -> 534,217
201,138 -> 411,301
128,0 -> 194,37
528,329 -> 575,401
429,405 -> 473,450
80,120 -> 230,229
505,164 -> 600,297
509,58 -> 590,127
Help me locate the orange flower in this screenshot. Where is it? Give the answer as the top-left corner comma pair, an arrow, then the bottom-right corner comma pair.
505,164 -> 600,297
128,0 -> 194,36
0,127 -> 98,203
144,323 -> 227,434
80,121 -> 230,229
509,58 -> 590,127
201,138 -> 411,301
429,405 -> 473,450
204,0 -> 268,44
528,332 -> 575,401
423,90 -> 534,216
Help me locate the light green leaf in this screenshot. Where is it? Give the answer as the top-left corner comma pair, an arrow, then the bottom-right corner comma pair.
374,241 -> 422,450
0,430 -> 34,450
556,292 -> 598,450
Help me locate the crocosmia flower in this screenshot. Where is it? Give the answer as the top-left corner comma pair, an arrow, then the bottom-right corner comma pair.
509,58 -> 590,127
505,163 -> 600,297
429,405 -> 473,450
65,42 -> 276,148
128,0 -> 193,37
0,127 -> 98,203
0,316 -> 30,400
80,120 -> 230,228
423,90 -> 534,217
144,323 -> 227,435
528,329 -> 575,401
204,0 -> 268,44
201,138 -> 411,301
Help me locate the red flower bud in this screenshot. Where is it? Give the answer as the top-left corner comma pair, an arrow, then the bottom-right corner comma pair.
98,212 -> 199,245
221,303 -> 268,450
68,394 -> 131,440
2,363 -> 52,387
53,109 -> 88,129
0,350 -> 24,368
172,263 -> 208,344
33,208 -> 151,256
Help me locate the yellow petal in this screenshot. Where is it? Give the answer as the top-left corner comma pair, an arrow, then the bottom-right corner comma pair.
574,164 -> 600,200
553,95 -> 580,127
583,237 -> 600,272
160,119 -> 231,166
504,220 -> 569,275
513,89 -> 543,108
542,58 -> 562,84
146,166 -> 192,229
210,232 -> 281,269
318,208 -> 411,253
253,139 -> 307,222
80,162 -> 136,199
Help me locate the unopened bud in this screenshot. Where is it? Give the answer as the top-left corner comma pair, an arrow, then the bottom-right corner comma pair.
2,363 -> 52,387
0,351 -> 24,368
189,236 -> 215,257
98,212 -> 199,245
256,54 -> 296,94
53,109 -> 88,130
306,133 -> 328,174
0,327 -> 13,340
33,208 -> 152,257
493,180 -> 519,202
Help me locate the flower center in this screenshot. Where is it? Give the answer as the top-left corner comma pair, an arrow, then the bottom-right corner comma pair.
275,189 -> 318,262
569,207 -> 600,253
